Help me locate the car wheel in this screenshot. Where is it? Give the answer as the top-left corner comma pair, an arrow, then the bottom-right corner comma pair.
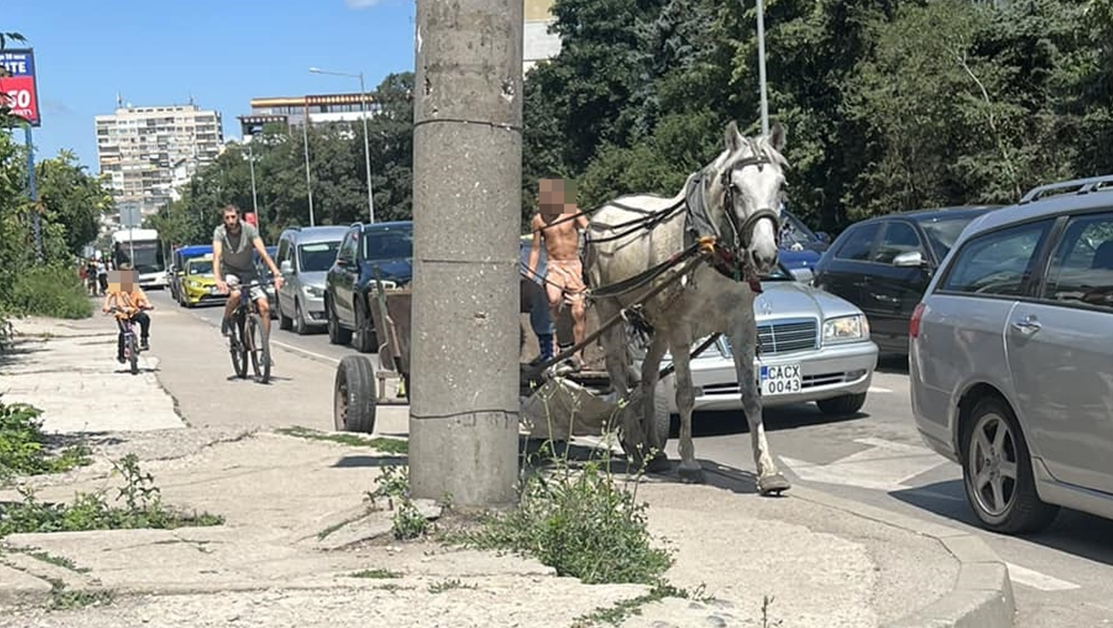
327,297 -> 352,345
816,392 -> 867,416
334,355 -> 376,433
278,297 -> 293,331
960,395 -> 1059,534
354,299 -> 378,353
294,299 -> 309,336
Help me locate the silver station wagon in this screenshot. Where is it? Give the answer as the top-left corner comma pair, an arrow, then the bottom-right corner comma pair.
910,174 -> 1113,534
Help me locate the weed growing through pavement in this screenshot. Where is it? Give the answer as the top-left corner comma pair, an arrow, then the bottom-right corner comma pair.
0,453 -> 223,537
366,465 -> 428,541
350,568 -> 401,579
275,426 -> 408,455
428,578 -> 477,593
0,397 -> 91,481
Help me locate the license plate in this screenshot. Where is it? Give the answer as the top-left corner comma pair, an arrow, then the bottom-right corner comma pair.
760,363 -> 802,396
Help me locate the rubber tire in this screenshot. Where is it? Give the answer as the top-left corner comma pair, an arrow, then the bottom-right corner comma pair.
649,381 -> 671,453
327,297 -> 353,345
128,334 -> 139,375
231,317 -> 249,379
248,314 -> 271,384
960,395 -> 1059,534
816,392 -> 868,416
334,355 -> 377,433
278,297 -> 293,331
294,299 -> 309,336
354,299 -> 378,354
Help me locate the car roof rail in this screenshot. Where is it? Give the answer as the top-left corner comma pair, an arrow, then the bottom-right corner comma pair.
1019,174 -> 1113,205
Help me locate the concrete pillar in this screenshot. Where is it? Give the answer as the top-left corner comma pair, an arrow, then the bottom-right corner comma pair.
409,0 -> 524,507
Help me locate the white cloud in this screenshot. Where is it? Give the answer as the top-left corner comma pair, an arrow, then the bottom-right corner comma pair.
345,0 -> 384,8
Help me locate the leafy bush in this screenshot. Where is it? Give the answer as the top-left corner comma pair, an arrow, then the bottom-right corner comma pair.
450,447 -> 674,587
6,265 -> 91,319
0,397 -> 90,480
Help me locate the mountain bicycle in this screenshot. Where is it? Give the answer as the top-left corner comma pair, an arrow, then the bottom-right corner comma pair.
224,275 -> 273,384
105,306 -> 146,375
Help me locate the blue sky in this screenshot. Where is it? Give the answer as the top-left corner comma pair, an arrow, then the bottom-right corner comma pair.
13,0 -> 416,173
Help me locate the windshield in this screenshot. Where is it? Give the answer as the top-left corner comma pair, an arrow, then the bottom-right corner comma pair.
918,215 -> 980,260
362,227 -> 414,261
299,241 -> 341,272
188,260 -> 213,276
116,240 -> 164,274
779,211 -> 819,247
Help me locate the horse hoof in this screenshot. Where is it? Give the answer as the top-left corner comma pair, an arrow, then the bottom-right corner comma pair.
758,473 -> 791,496
645,452 -> 671,474
678,465 -> 705,484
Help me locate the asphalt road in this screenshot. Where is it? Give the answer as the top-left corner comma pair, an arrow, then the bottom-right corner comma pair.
151,288 -> 1113,628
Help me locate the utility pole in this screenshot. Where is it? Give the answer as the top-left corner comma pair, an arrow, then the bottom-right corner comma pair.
308,67 -> 376,223
409,0 -> 523,506
302,97 -> 316,227
23,123 -> 42,263
754,0 -> 770,135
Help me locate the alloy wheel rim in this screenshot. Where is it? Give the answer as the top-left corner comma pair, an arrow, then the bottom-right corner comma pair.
969,412 -> 1019,517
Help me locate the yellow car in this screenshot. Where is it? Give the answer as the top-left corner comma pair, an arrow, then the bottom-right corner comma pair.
181,255 -> 226,308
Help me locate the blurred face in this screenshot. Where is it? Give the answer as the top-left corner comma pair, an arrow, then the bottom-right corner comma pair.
223,209 -> 241,232
108,269 -> 137,292
539,178 -> 578,216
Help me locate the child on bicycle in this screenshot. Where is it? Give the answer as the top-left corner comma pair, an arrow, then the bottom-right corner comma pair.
101,266 -> 154,363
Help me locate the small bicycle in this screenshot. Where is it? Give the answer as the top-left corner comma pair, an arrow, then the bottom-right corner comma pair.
225,275 -> 273,384
105,306 -> 146,375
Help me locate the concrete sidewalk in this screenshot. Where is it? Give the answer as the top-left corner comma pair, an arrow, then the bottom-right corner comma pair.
0,313 -> 1015,627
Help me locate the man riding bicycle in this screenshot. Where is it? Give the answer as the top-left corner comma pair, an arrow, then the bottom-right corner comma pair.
212,204 -> 283,338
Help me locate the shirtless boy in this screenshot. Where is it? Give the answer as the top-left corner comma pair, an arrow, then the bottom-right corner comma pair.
526,177 -> 589,363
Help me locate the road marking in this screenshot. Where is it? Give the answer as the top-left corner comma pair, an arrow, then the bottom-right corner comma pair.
780,437 -> 948,492
868,386 -> 893,393
1005,562 -> 1081,592
269,339 -> 341,365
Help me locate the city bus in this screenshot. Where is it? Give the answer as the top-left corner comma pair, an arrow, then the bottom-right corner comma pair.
112,228 -> 169,289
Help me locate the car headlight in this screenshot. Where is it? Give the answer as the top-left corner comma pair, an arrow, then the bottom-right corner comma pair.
303,285 -> 324,298
823,315 -> 868,343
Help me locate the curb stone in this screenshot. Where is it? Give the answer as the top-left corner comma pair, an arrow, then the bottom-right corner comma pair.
786,484 -> 1015,628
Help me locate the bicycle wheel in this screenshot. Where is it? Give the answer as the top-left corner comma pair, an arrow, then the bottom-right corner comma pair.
247,313 -> 271,384
128,332 -> 139,375
230,315 -> 249,379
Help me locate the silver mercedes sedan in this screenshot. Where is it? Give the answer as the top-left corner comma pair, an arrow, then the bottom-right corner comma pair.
655,261 -> 880,417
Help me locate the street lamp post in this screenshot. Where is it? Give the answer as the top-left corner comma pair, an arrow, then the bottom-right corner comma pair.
309,66 -> 376,224
247,140 -> 260,231
753,0 -> 770,135
302,97 -> 316,227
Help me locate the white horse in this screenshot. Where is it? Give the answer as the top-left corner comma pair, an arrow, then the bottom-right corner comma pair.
582,119 -> 792,495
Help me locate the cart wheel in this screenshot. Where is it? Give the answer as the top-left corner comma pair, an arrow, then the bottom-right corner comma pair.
650,382 -> 671,452
334,355 -> 377,433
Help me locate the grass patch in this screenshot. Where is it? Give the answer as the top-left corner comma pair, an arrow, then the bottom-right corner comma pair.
0,397 -> 91,481
276,426 -> 408,455
571,582 -> 693,628
0,454 -> 223,537
46,578 -> 114,611
428,578 -> 477,593
19,548 -> 90,573
351,568 -> 401,579
7,265 -> 93,320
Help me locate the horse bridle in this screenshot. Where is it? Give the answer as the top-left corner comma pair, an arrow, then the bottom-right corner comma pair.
717,138 -> 783,253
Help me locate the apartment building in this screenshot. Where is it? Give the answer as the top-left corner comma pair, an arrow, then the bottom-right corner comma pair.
237,92 -> 380,138
524,0 -> 562,74
95,102 -> 224,219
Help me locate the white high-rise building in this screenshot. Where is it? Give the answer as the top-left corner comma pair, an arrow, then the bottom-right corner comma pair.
524,0 -> 562,75
95,102 -> 224,221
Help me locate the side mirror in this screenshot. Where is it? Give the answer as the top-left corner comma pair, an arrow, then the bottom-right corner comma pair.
815,231 -> 831,244
788,267 -> 815,283
280,260 -> 293,275
893,250 -> 925,268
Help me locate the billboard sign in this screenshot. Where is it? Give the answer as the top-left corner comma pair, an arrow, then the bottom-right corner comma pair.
0,48 -> 40,127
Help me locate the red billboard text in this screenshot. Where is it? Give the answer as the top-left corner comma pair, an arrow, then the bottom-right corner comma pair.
0,49 -> 40,127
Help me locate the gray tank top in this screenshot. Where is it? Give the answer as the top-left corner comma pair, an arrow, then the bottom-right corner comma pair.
212,222 -> 260,278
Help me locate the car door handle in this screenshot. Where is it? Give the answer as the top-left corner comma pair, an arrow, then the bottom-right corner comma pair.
1011,316 -> 1041,334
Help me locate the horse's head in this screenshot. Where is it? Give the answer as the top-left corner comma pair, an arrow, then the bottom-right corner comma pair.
712,120 -> 788,275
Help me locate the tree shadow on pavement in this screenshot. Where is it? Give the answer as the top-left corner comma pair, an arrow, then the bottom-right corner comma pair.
890,479 -> 1113,568
332,454 -> 407,469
